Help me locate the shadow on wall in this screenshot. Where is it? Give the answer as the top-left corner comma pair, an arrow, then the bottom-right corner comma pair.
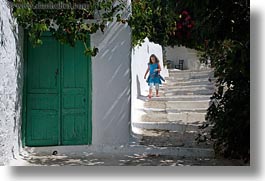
15,26 -> 25,153
91,21 -> 131,145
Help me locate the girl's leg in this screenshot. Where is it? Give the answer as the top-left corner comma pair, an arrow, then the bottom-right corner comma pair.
148,88 -> 152,98
155,84 -> 159,97
148,83 -> 153,98
156,90 -> 159,97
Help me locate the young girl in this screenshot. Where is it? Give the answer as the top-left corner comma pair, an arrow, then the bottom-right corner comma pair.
144,54 -> 162,99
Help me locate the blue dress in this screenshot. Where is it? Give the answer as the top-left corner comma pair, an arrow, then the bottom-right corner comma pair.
147,63 -> 162,86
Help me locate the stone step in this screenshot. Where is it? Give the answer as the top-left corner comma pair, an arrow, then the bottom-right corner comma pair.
144,100 -> 210,111
169,69 -> 213,74
144,100 -> 166,109
141,112 -> 206,124
140,95 -> 211,101
168,73 -> 213,80
134,111 -> 209,133
133,129 -> 213,149
165,75 -> 210,81
143,107 -> 207,114
166,108 -> 207,113
165,78 -> 214,86
163,87 -> 214,93
168,69 -> 213,74
166,100 -> 210,110
160,84 -> 214,90
133,121 -> 204,133
165,89 -> 214,96
142,107 -> 167,113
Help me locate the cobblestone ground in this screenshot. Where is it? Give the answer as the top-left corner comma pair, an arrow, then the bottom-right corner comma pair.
20,153 -> 245,166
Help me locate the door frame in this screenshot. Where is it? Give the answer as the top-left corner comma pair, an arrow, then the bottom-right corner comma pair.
21,31 -> 92,147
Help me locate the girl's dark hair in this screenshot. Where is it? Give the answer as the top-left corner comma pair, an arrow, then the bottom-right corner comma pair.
149,54 -> 159,64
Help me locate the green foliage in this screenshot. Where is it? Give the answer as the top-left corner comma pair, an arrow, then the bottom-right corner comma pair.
192,0 -> 250,162
128,0 -> 196,47
203,39 -> 250,162
12,0 -> 127,56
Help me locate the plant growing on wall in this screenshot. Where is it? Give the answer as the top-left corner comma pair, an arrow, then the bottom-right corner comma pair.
12,0 -> 128,56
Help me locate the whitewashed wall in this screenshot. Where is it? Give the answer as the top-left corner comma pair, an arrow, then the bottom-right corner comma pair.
131,38 -> 168,129
165,46 -> 201,70
0,0 -> 23,165
89,0 -> 132,146
91,21 -> 131,145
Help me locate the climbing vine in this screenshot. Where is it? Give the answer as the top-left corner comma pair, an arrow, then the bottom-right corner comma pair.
12,0 -> 128,56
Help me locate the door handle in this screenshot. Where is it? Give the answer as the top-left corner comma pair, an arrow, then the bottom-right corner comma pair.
55,68 -> 59,75
55,68 -> 59,86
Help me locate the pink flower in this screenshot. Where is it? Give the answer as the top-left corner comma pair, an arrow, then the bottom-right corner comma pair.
182,10 -> 189,15
185,16 -> 191,21
177,23 -> 182,29
187,24 -> 193,28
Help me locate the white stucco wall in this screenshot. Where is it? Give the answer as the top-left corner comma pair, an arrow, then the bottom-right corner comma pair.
131,38 -> 168,128
0,0 -> 23,165
165,46 -> 201,70
90,21 -> 131,145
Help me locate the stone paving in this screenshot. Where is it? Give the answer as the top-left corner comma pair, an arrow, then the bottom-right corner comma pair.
16,153 -> 245,166
137,129 -> 213,148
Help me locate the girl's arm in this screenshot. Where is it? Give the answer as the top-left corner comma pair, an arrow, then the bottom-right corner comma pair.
144,66 -> 150,79
156,63 -> 161,72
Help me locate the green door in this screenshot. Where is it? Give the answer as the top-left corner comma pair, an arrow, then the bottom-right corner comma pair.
25,34 -> 91,146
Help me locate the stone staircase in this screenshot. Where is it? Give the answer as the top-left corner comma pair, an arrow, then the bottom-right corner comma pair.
132,68 -> 215,156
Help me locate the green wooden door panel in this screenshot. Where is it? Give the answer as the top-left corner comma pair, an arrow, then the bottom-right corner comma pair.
30,111 -> 57,140
25,34 -> 91,146
61,42 -> 88,145
26,36 -> 60,146
27,36 -> 60,94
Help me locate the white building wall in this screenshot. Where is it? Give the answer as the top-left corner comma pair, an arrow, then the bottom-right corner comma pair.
131,38 -> 168,129
90,21 -> 131,145
165,46 -> 201,70
0,0 -> 24,165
